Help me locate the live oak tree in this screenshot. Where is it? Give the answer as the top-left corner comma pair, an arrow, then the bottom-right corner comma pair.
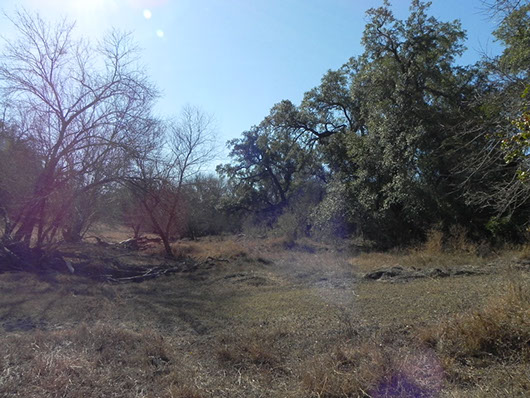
337,0 -> 477,245
217,109 -> 324,226
281,1 -> 482,246
220,1 -> 520,247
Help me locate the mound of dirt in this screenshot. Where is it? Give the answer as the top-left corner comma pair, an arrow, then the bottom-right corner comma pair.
363,265 -> 486,282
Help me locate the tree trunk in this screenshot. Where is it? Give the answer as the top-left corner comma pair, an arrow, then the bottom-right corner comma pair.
161,234 -> 173,257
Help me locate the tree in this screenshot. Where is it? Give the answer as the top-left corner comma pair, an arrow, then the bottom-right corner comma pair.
341,0 -> 475,245
456,1 -> 530,238
127,105 -> 217,256
218,1 -> 499,246
217,108 -> 324,227
0,11 -> 157,254
182,174 -> 232,238
276,1 -> 481,246
0,120 -> 41,238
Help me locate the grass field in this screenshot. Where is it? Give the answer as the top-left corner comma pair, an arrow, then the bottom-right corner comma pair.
0,233 -> 528,397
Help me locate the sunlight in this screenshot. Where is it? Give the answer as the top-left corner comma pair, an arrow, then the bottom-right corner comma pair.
70,0 -> 107,13
128,0 -> 169,8
143,9 -> 152,19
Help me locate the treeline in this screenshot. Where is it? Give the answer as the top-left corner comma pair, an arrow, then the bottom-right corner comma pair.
0,11 -> 231,260
218,0 -> 530,248
1,1 -> 529,265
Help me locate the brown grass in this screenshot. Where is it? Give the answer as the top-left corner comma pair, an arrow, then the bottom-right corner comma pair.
0,323 -> 204,398
350,227 -> 496,273
170,238 -> 249,260
519,244 -> 530,261
301,342 -> 445,398
216,329 -> 286,370
301,281 -> 530,398
0,234 -> 529,397
166,385 -> 206,398
166,235 -> 335,265
418,283 -> 530,362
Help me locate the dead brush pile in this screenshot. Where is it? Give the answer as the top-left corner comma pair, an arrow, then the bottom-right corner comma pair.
0,323 -> 204,398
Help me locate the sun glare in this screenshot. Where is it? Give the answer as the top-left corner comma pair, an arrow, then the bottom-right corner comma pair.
156,29 -> 164,38
143,9 -> 152,19
71,0 -> 107,12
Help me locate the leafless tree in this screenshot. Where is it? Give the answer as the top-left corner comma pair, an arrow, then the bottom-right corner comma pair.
0,10 -> 157,252
481,0 -> 525,20
169,104 -> 218,187
126,105 -> 218,256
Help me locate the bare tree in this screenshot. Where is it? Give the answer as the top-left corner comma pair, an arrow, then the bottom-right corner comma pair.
0,10 -> 157,254
126,105 -> 218,256
481,0 -> 525,19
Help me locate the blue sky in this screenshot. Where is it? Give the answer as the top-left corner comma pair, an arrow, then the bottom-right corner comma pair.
0,0 -> 503,163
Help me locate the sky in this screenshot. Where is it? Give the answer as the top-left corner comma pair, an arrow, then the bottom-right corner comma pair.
0,0 -> 505,164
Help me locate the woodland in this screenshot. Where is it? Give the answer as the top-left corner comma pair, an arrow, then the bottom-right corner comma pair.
0,2 -> 529,397
0,0 -> 529,266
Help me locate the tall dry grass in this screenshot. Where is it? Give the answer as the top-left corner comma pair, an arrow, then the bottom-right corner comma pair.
301,342 -> 444,398
350,227 -> 494,273
0,323 -> 204,398
418,282 -> 530,361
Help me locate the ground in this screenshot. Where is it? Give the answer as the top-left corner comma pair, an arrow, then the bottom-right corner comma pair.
0,231 -> 528,397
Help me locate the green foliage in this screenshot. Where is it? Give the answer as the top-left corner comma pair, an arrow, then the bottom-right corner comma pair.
217,112 -> 324,218
486,215 -> 516,240
319,0 -> 476,246
494,3 -> 530,181
309,178 -> 350,240
217,0 -> 530,246
494,3 -> 530,76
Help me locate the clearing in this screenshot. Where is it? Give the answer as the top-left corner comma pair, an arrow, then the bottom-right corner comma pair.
0,234 -> 528,397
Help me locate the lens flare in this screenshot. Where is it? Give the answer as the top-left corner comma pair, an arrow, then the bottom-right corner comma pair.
156,29 -> 164,38
143,9 -> 152,19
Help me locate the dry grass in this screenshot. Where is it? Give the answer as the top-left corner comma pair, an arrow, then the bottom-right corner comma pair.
418,282 -> 530,362
170,238 -> 249,261
216,329 -> 287,370
168,235 -> 335,265
350,249 -> 488,273
301,280 -> 530,398
0,323 -> 204,398
301,343 -> 444,398
519,244 -> 530,261
350,227 -> 497,273
0,234 -> 529,397
88,223 -> 135,243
